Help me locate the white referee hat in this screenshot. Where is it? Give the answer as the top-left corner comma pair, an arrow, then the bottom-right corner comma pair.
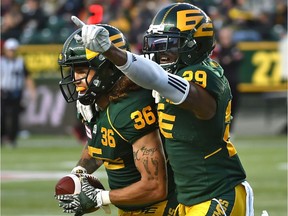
4,38 -> 20,50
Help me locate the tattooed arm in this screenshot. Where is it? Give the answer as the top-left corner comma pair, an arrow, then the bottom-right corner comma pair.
108,129 -> 168,205
76,142 -> 103,174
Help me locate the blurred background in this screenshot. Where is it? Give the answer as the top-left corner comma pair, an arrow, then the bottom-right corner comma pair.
1,0 -> 287,215
1,0 -> 287,137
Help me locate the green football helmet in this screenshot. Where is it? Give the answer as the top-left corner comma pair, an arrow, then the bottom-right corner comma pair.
58,24 -> 129,105
142,3 -> 215,73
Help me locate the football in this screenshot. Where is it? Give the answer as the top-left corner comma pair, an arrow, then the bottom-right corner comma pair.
55,174 -> 81,195
55,174 -> 105,195
55,174 -> 105,213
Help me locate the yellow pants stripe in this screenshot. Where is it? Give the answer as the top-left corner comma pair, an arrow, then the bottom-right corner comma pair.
176,183 -> 246,216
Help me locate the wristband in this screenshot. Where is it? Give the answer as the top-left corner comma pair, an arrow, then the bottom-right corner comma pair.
71,166 -> 87,175
101,190 -> 111,205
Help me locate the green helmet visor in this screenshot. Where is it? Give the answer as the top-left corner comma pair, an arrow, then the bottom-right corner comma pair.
143,33 -> 197,73
143,36 -> 180,52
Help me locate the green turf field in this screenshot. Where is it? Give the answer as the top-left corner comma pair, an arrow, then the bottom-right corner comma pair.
1,135 -> 287,216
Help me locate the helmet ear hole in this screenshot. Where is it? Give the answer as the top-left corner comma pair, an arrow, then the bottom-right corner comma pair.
187,41 -> 194,48
187,40 -> 196,48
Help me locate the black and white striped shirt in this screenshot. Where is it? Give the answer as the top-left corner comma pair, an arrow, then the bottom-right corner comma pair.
0,56 -> 28,93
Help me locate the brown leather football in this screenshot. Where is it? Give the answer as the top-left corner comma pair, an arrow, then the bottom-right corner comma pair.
55,174 -> 105,213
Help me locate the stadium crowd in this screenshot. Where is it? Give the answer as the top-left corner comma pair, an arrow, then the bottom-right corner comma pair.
1,0 -> 287,52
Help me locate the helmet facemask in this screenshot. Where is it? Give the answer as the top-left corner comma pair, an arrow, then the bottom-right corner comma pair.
59,60 -> 121,105
143,26 -> 197,74
59,63 -> 83,104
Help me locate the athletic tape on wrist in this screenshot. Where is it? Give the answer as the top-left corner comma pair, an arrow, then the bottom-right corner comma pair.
101,190 -> 111,205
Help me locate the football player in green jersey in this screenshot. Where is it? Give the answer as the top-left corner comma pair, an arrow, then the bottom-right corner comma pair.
70,2 -> 254,216
55,24 -> 178,216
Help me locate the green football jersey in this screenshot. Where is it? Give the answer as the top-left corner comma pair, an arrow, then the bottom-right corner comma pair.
158,58 -> 246,205
82,88 -> 176,211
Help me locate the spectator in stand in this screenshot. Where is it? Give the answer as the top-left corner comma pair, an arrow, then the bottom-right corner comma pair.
108,0 -> 134,36
128,1 -> 156,53
1,0 -> 286,45
255,11 -> 279,41
56,0 -> 84,23
1,2 -> 23,41
1,38 -> 36,147
273,0 -> 287,30
19,0 -> 47,32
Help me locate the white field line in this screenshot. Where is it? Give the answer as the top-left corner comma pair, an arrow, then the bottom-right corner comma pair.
2,162 -> 286,183
278,162 -> 288,170
1,170 -> 108,182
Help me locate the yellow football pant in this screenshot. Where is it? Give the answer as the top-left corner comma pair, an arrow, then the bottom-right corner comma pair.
118,195 -> 178,216
176,183 -> 246,216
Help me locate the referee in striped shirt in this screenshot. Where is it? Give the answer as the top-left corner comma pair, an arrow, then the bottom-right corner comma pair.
1,38 -> 35,147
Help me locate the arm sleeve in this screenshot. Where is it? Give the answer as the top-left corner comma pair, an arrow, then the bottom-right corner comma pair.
116,52 -> 190,104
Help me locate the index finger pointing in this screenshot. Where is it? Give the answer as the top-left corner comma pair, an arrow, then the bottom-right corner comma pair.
71,16 -> 85,27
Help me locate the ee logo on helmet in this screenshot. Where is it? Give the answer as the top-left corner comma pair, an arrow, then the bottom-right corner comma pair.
176,9 -> 214,37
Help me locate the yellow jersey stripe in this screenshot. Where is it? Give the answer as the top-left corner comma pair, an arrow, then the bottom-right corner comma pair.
204,148 -> 222,159
88,146 -> 102,155
107,107 -> 129,142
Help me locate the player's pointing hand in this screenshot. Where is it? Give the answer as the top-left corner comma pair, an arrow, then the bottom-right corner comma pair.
71,16 -> 85,27
70,16 -> 111,53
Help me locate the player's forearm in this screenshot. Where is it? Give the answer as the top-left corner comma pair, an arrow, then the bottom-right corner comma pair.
76,143 -> 102,174
108,177 -> 167,205
103,44 -> 127,67
107,133 -> 168,205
